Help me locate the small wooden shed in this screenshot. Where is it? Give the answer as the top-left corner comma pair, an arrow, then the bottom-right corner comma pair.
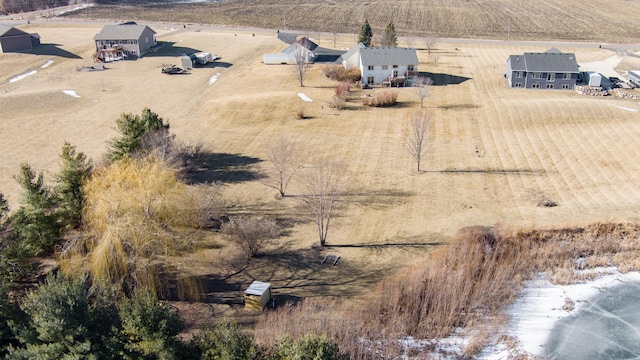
244,281 -> 272,311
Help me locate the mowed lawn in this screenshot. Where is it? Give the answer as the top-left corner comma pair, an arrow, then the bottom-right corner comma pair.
2,23 -> 640,307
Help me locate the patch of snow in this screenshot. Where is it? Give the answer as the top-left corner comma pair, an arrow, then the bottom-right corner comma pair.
9,70 -> 36,83
608,103 -> 638,112
209,73 -> 221,85
62,90 -> 80,98
41,60 -> 54,68
54,4 -> 92,16
298,93 -> 312,102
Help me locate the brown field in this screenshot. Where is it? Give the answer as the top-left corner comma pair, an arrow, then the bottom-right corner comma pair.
2,20 -> 640,330
53,0 -> 640,43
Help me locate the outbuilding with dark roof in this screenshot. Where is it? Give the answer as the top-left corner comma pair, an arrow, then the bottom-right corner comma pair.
506,48 -> 579,90
0,25 -> 40,53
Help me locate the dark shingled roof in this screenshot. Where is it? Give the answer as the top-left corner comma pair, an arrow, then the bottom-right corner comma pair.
359,47 -> 418,66
0,24 -> 30,38
509,48 -> 579,73
94,23 -> 155,41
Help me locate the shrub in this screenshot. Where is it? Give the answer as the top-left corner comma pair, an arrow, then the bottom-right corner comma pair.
363,90 -> 398,107
335,82 -> 350,100
295,107 -> 305,120
321,65 -> 361,83
220,216 -> 280,259
328,95 -> 346,110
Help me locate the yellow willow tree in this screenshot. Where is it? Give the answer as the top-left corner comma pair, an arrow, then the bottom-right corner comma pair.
59,157 -> 202,300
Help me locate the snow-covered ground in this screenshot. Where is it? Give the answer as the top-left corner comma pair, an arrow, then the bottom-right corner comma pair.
62,90 -> 80,98
9,70 -> 36,83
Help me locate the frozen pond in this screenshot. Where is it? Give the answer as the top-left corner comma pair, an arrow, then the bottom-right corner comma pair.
545,281 -> 640,359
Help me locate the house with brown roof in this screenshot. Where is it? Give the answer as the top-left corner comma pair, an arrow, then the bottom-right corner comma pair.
94,22 -> 156,61
0,25 -> 40,53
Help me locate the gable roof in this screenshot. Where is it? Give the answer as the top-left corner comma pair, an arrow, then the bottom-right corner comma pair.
339,42 -> 366,63
94,23 -> 155,41
295,37 -> 318,51
508,48 -> 579,73
359,47 -> 418,66
0,24 -> 30,38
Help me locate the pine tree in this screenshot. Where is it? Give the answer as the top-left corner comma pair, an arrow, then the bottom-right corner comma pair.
54,142 -> 92,229
106,108 -> 170,162
10,164 -> 61,256
358,19 -> 373,46
381,21 -> 397,47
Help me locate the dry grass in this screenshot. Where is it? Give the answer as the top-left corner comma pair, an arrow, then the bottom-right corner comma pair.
60,0 -> 640,43
254,223 -> 640,358
363,90 -> 398,107
3,23 -> 640,344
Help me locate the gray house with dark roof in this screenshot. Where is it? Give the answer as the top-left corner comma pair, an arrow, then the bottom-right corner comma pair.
94,22 -> 156,60
0,25 -> 40,53
263,36 -> 318,65
340,45 -> 418,86
506,48 -> 579,89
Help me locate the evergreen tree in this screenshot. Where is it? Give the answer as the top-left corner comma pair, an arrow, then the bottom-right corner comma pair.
106,108 -> 170,162
357,19 -> 373,46
119,289 -> 185,359
274,334 -> 348,360
381,21 -> 397,47
54,142 -> 93,229
7,273 -> 121,360
10,164 -> 61,256
194,320 -> 256,360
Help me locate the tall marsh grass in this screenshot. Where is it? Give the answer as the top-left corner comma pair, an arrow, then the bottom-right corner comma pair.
255,223 -> 640,358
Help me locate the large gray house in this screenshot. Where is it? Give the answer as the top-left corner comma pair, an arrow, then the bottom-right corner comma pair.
94,22 -> 156,60
340,44 -> 418,86
506,48 -> 579,89
0,25 -> 40,53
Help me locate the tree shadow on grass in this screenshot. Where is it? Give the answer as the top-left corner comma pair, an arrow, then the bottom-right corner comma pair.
440,168 -> 546,175
184,152 -> 265,184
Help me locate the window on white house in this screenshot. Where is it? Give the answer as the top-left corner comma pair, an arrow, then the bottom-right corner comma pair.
563,73 -> 571,80
547,73 -> 555,81
392,64 -> 398,68
546,84 -> 554,89
514,82 -> 522,87
562,84 -> 570,89
382,65 -> 388,70
515,71 -> 523,78
408,65 -> 415,71
532,83 -> 541,88
367,76 -> 374,84
368,65 -> 374,70
532,73 -> 543,79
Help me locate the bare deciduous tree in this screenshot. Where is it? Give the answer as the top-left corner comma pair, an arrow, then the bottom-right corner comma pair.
414,76 -> 433,108
407,111 -> 430,172
221,216 -> 280,260
264,135 -> 307,197
299,159 -> 346,247
425,34 -> 437,57
293,46 -> 310,87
